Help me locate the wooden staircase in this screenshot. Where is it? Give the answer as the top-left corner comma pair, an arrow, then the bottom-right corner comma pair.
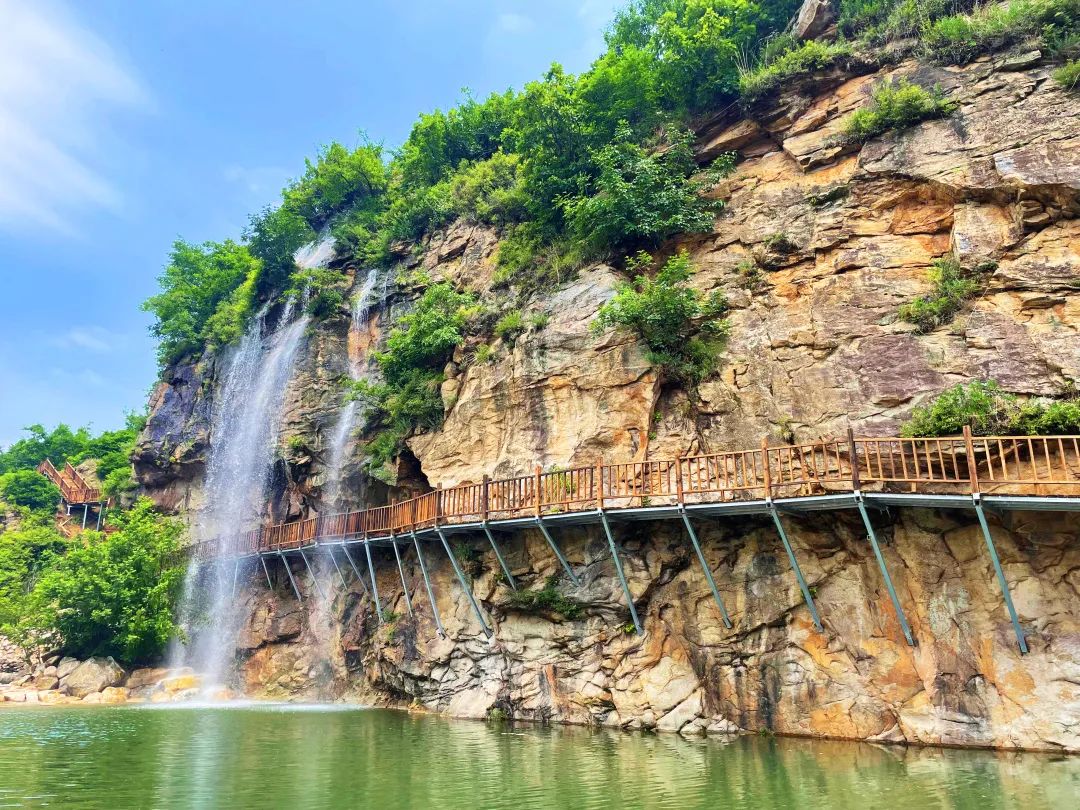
37,459 -> 103,504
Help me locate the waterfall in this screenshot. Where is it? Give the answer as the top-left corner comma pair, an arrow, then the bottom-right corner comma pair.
293,231 -> 336,270
324,268 -> 379,508
169,302 -> 311,693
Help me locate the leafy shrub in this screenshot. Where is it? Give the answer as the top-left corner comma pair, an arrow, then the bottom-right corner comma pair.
594,251 -> 729,384
0,424 -> 92,475
494,310 -> 525,341
506,575 -> 584,619
841,78 -> 956,143
923,0 -> 1080,63
0,471 -> 60,514
0,526 -> 67,635
283,142 -> 387,229
349,284 -> 475,476
25,499 -> 184,663
902,380 -> 1080,436
562,124 -> 733,257
1055,58 -> 1080,89
898,255 -> 986,332
245,205 -> 315,298
739,39 -> 854,100
142,239 -> 261,366
287,267 -> 348,318
447,151 -> 528,226
493,223 -> 586,289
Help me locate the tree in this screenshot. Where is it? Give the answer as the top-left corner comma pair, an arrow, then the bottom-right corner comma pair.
28,498 -> 184,664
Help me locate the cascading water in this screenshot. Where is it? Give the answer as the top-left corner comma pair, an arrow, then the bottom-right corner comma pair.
169,301 -> 311,693
324,267 -> 379,508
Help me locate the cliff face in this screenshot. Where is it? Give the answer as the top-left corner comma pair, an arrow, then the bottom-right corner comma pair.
135,53 -> 1080,750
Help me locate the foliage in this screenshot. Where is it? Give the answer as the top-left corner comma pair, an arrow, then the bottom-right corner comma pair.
287,267 -> 348,318
0,471 -> 60,514
23,499 -> 184,664
284,142 -> 388,229
505,575 -> 584,619
0,526 -> 67,635
0,424 -> 91,475
245,205 -> 316,298
142,239 -> 261,366
1055,58 -> 1080,88
739,39 -> 853,100
922,0 -> 1080,63
841,78 -> 956,143
902,380 -> 1080,437
593,251 -> 729,384
448,151 -> 529,226
494,310 -> 525,341
898,255 -> 987,332
563,124 -> 733,256
349,284 -> 475,475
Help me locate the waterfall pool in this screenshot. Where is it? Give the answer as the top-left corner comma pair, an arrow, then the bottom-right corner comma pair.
0,705 -> 1076,808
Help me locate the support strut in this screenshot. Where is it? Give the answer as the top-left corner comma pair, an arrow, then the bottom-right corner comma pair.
340,544 -> 371,598
363,540 -> 383,622
767,501 -> 823,632
598,510 -> 643,636
973,496 -> 1028,654
394,535 -> 414,617
299,549 -> 326,600
327,546 -> 349,590
231,558 -> 240,598
436,528 -> 492,637
279,552 -> 303,602
534,516 -> 579,586
413,533 -> 446,637
259,555 -> 273,589
679,508 -> 732,628
482,522 -> 517,590
856,494 -> 915,647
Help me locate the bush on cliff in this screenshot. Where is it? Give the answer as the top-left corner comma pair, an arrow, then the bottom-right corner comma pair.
898,255 -> 988,333
594,250 -> 729,384
902,381 -> 1080,437
0,471 -> 61,515
841,78 -> 955,143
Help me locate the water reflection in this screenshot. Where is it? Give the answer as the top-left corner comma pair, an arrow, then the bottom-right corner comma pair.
0,706 -> 1076,809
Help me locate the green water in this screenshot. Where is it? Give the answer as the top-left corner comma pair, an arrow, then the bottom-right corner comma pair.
0,706 -> 1077,809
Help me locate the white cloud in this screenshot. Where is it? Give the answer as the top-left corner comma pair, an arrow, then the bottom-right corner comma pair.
0,0 -> 149,235
50,326 -> 120,353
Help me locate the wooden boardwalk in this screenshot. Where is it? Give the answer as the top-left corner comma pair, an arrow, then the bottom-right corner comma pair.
198,428 -> 1080,652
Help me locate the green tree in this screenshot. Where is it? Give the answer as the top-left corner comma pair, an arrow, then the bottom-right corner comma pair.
0,423 -> 91,474
0,471 -> 61,514
27,498 -> 184,664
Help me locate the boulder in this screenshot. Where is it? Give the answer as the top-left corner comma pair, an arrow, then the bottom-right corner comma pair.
56,657 -> 80,680
31,673 -> 59,691
60,657 -> 126,699
793,0 -> 836,40
126,667 -> 170,690
99,687 -> 129,705
160,673 -> 201,694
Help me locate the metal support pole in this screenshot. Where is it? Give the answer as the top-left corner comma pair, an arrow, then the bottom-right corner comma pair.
364,540 -> 383,622
482,522 -> 517,590
394,536 -> 414,617
856,495 -> 915,647
679,508 -> 732,628
973,496 -> 1028,654
279,553 -> 303,602
327,547 -> 349,590
231,558 -> 239,598
299,549 -> 326,600
95,505 -> 102,531
767,501 -> 823,632
82,504 -> 89,530
413,534 -> 446,637
534,516 -> 579,586
436,528 -> 492,637
260,555 -> 273,589
598,510 -> 643,635
341,544 -> 371,598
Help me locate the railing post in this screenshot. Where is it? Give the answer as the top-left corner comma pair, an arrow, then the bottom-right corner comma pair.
847,427 -> 860,492
675,456 -> 684,504
596,463 -> 604,510
435,484 -> 443,528
535,464 -> 543,516
761,438 -> 772,499
482,475 -> 490,522
963,425 -> 980,496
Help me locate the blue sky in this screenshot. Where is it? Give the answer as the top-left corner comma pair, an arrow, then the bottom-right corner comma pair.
0,0 -> 621,447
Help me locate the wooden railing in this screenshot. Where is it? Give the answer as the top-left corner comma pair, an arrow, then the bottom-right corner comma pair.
37,458 -> 102,504
193,429 -> 1080,559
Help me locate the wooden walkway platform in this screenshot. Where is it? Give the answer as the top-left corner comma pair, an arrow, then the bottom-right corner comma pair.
198,429 -> 1080,653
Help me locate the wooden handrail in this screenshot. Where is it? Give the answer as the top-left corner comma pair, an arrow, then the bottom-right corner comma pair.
37,458 -> 102,504
193,434 -> 1080,558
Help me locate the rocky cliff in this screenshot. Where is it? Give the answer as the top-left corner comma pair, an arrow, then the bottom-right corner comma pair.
135,49 -> 1080,751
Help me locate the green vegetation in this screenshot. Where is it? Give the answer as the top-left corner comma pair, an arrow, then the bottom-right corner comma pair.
902,380 -> 1080,437
1055,58 -> 1080,88
506,575 -> 584,619
594,251 -> 729,384
0,471 -> 60,514
739,38 -> 854,100
841,78 -> 955,143
494,310 -> 525,341
348,284 -> 476,479
898,255 -> 990,332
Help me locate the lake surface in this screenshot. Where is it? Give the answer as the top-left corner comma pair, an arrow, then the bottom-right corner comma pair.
0,705 -> 1077,809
